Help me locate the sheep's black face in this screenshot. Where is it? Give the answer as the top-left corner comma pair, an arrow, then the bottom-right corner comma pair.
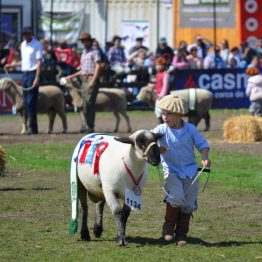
135,131 -> 161,166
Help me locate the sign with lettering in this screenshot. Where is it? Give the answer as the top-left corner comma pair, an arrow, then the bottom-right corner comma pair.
173,69 -> 257,109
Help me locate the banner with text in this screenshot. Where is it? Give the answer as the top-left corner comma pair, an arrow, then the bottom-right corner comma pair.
40,10 -> 85,43
173,68 -> 251,109
180,0 -> 235,28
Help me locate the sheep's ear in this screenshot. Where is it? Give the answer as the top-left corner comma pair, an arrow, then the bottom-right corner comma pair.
114,136 -> 135,145
152,132 -> 163,140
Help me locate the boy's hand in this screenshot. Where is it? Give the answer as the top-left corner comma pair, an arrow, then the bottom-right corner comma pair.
159,146 -> 168,154
202,159 -> 211,168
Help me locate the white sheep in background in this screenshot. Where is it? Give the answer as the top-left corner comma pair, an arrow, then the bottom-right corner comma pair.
69,130 -> 161,246
0,78 -> 67,134
60,77 -> 132,133
137,85 -> 213,131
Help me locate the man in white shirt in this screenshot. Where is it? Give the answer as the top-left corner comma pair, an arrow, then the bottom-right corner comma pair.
6,27 -> 43,134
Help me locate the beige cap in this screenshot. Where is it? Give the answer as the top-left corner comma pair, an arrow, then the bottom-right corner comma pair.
158,95 -> 188,115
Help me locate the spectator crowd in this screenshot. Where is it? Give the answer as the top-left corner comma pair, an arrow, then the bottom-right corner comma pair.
1,34 -> 262,85
1,32 -> 262,121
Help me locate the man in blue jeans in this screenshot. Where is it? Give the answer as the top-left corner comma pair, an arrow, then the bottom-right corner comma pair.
6,27 -> 42,134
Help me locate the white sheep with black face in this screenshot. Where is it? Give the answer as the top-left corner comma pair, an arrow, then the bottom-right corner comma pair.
69,130 -> 161,246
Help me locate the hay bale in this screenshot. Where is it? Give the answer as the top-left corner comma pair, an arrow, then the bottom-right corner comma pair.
223,115 -> 262,142
0,146 -> 6,175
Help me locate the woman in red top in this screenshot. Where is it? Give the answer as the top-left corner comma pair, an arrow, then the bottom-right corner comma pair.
154,57 -> 170,124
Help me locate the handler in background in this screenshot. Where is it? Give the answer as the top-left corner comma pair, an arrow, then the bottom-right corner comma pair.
5,27 -> 42,134
151,95 -> 211,245
68,33 -> 101,133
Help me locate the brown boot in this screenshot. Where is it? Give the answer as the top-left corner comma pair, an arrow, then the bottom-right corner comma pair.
175,212 -> 191,246
162,203 -> 179,242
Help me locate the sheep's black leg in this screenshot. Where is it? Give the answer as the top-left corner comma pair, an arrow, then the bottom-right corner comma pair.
78,179 -> 91,241
204,111 -> 211,131
115,210 -> 126,246
93,200 -> 105,237
188,115 -> 201,127
114,204 -> 131,246
103,191 -> 127,245
121,204 -> 131,236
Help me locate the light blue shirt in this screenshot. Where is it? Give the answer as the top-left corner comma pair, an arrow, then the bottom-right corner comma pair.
151,122 -> 209,179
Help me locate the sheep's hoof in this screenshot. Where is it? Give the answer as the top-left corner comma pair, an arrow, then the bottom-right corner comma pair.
48,130 -> 52,134
127,128 -> 132,133
113,128 -> 118,133
93,224 -> 103,238
203,126 -> 210,132
79,127 -> 87,133
62,129 -> 67,134
117,236 -> 127,246
81,230 -> 91,241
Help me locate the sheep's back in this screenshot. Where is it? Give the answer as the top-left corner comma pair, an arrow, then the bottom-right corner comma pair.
96,88 -> 127,112
172,89 -> 212,107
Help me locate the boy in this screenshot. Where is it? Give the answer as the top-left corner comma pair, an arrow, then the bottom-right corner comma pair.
151,94 -> 211,245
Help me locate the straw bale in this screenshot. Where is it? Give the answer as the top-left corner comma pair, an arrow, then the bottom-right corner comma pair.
0,146 -> 6,175
223,115 -> 262,142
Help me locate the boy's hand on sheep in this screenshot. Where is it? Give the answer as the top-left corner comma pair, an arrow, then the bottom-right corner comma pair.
159,146 -> 168,154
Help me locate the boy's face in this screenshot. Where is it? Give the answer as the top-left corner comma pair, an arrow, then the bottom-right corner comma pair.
162,110 -> 183,127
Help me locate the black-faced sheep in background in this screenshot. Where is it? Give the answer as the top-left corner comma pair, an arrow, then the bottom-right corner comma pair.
136,85 -> 213,131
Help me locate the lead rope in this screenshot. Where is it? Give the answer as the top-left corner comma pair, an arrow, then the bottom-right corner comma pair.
157,166 -> 211,199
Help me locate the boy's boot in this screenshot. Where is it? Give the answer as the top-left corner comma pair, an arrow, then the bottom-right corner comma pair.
162,203 -> 179,242
175,212 -> 191,246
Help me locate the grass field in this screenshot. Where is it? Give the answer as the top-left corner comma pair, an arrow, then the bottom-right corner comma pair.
0,111 -> 262,261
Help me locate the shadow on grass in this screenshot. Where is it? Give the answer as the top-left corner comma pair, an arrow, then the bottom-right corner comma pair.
127,236 -> 167,246
0,187 -> 55,191
126,236 -> 262,247
188,237 -> 262,247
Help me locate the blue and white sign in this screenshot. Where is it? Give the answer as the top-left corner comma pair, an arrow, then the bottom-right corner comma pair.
173,69 -> 253,109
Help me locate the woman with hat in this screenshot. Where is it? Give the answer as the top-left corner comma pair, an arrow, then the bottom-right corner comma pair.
67,32 -> 101,133
151,94 -> 211,245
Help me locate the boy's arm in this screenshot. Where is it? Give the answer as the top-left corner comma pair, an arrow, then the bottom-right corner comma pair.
200,147 -> 211,167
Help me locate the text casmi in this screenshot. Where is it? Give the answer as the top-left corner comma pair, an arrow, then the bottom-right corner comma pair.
198,73 -> 248,90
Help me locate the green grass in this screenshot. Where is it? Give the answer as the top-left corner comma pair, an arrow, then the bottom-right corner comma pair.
1,142 -> 261,261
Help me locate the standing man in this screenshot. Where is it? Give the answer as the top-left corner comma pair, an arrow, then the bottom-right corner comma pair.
68,33 -> 101,133
5,27 -> 42,134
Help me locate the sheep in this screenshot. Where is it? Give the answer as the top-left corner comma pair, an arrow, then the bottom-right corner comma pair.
0,77 -> 67,134
60,77 -> 132,133
136,85 -> 213,131
69,130 -> 161,246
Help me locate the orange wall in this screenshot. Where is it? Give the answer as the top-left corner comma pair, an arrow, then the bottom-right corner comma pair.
173,0 -> 241,49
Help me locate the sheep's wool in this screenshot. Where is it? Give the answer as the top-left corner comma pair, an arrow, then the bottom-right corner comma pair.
158,95 -> 188,115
